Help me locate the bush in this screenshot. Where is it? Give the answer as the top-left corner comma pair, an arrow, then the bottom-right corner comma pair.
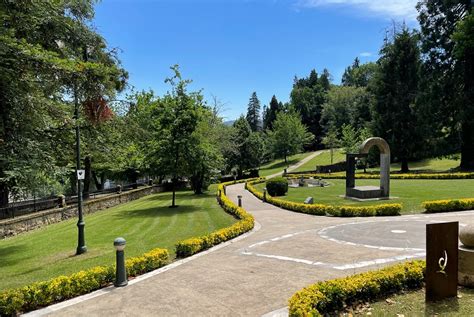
0,248 -> 169,315
422,198 -> 474,213
286,172 -> 474,180
175,178 -> 263,257
288,260 -> 425,316
246,179 -> 401,217
266,177 -> 288,196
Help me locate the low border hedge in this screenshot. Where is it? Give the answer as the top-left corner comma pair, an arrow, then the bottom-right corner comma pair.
0,248 -> 169,315
286,172 -> 474,180
422,198 -> 474,213
174,178 -> 264,257
1,178 -> 263,315
288,260 -> 425,316
246,179 -> 401,217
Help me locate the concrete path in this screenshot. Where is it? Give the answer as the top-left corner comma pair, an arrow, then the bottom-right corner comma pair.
266,150 -> 324,179
32,184 -> 474,317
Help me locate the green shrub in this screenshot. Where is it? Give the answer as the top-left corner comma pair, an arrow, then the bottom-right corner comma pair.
175,178 -> 263,257
422,198 -> 474,213
0,248 -> 169,315
288,260 -> 425,316
246,179 -> 401,217
266,177 -> 288,196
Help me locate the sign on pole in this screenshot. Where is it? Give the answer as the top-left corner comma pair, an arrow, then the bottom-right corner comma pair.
77,169 -> 85,180
425,221 -> 458,302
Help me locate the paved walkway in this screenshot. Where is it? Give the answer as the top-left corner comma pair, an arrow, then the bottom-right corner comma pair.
32,183 -> 474,317
266,150 -> 324,179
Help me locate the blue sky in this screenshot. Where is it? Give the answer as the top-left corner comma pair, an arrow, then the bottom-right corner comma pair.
94,0 -> 418,120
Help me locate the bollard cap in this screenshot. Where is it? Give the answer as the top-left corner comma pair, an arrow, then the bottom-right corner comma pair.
237,195 -> 242,199
114,237 -> 126,251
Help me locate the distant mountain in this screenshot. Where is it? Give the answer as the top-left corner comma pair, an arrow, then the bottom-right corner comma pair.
224,120 -> 235,126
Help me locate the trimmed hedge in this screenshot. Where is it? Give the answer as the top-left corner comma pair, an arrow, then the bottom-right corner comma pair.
288,260 -> 425,316
175,178 -> 264,257
422,198 -> 474,213
287,172 -> 474,180
246,179 -> 401,217
0,248 -> 169,315
266,177 -> 288,196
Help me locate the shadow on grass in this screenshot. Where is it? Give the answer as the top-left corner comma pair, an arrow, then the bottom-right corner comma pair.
113,204 -> 203,219
0,244 -> 28,266
142,190 -> 215,203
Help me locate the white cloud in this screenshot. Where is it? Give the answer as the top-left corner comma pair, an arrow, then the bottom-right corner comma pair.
359,52 -> 372,57
298,0 -> 418,20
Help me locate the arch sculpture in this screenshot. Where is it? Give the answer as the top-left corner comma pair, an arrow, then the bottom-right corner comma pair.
346,137 -> 390,199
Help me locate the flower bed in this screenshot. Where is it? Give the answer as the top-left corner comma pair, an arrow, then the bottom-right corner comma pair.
286,172 -> 474,180
246,179 -> 401,217
288,260 -> 425,316
0,248 -> 169,315
422,198 -> 474,213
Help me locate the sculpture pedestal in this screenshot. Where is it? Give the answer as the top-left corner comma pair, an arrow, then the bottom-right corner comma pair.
459,246 -> 474,287
346,186 -> 383,199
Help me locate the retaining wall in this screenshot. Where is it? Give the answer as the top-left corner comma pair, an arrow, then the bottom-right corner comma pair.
0,185 -> 164,239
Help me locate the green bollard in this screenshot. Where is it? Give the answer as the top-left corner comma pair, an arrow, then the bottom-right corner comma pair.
114,237 -> 128,287
238,195 -> 242,207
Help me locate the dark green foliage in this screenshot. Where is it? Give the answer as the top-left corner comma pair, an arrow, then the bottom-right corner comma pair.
290,69 -> 331,149
263,95 -> 283,131
342,58 -> 378,87
417,0 -> 474,170
246,92 -> 261,132
265,177 -> 288,196
370,27 -> 423,172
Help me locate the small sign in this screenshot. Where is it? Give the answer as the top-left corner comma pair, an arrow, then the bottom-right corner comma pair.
77,169 -> 85,180
426,222 -> 458,302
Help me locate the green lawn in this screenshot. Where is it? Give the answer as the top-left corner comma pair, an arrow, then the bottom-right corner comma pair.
258,151 -> 315,177
353,288 -> 474,316
292,149 -> 345,172
254,179 -> 474,213
0,187 -> 236,290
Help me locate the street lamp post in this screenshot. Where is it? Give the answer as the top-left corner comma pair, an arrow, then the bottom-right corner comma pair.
75,90 -> 87,255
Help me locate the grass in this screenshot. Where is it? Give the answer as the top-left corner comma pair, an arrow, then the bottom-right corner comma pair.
254,179 -> 474,214
353,288 -> 474,316
258,151 -> 315,177
293,150 -> 461,174
0,187 -> 236,290
292,149 -> 345,172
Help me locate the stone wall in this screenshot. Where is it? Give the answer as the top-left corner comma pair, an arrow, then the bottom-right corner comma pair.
0,185 -> 164,239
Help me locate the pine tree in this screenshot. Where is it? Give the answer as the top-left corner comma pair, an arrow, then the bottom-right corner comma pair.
417,0 -> 474,170
246,92 -> 261,132
370,27 -> 422,172
263,95 -> 282,131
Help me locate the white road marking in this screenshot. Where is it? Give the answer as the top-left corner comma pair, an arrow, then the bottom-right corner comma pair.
391,230 -> 406,233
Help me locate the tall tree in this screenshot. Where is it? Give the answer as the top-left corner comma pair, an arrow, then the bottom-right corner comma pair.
370,27 -> 422,172
149,65 -> 200,207
267,111 -> 314,163
290,69 -> 330,149
342,58 -> 378,87
246,92 -> 261,132
263,95 -> 282,131
0,0 -> 127,206
417,0 -> 474,169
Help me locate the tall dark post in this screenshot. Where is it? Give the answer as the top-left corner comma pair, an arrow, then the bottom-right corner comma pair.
75,89 -> 87,255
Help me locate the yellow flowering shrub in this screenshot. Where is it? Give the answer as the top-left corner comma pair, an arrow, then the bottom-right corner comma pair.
175,178 -> 263,257
0,248 -> 169,315
288,260 -> 425,316
422,198 -> 474,213
246,179 -> 401,217
287,172 -> 474,180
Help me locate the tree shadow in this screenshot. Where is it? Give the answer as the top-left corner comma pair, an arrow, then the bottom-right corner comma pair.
0,244 -> 28,267
112,204 -> 203,220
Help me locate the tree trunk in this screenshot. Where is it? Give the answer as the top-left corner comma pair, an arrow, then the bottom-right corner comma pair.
171,177 -> 177,208
83,155 -> 91,199
460,47 -> 474,171
284,154 -> 287,164
460,120 -> 474,170
0,181 -> 8,207
400,158 -> 409,173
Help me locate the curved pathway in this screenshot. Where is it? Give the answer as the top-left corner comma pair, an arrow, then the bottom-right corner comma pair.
266,150 -> 324,179
31,184 -> 474,317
